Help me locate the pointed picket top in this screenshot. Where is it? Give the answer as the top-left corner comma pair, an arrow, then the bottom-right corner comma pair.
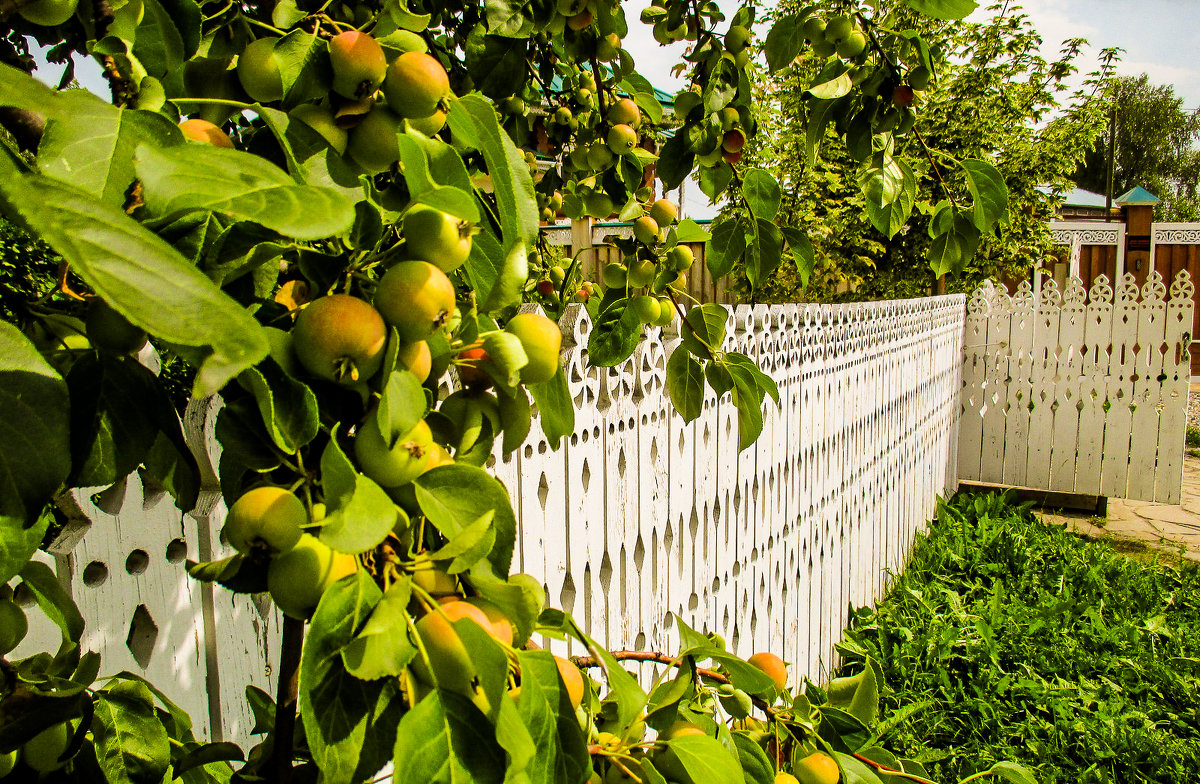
1115,186 -> 1160,206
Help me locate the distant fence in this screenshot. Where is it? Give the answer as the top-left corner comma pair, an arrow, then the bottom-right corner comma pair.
13,296 -> 965,748
959,271 -> 1193,503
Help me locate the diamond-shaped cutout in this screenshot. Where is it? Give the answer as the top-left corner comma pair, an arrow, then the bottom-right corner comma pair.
127,604 -> 158,669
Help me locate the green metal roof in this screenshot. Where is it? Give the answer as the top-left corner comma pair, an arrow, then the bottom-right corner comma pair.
1115,186 -> 1160,205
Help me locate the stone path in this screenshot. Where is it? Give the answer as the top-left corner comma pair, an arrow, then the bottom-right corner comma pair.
1038,383 -> 1200,562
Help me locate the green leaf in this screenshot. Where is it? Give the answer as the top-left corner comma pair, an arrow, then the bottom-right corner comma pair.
447,95 -> 538,249
666,348 -> 704,423
848,665 -> 879,727
465,35 -> 528,100
497,387 -> 532,456
136,145 -> 355,240
586,637 -> 648,731
481,330 -> 529,392
514,651 -> 590,784
469,230 -> 529,315
746,219 -> 784,289
396,135 -> 480,222
37,93 -> 182,207
318,435 -> 398,554
681,304 -> 728,356
342,578 -> 418,681
928,213 -> 981,277
832,751 -> 885,784
0,510 -> 48,588
236,358 -> 318,454
0,175 -> 268,396
0,323 -> 69,531
780,227 -> 815,287
660,735 -> 743,782
656,132 -> 695,192
699,162 -> 733,203
905,0 -> 978,20
809,71 -> 854,100
276,29 -> 333,107
66,354 -> 160,488
805,97 -> 836,166
131,0 -> 199,77
960,158 -> 1009,230
529,365 -> 574,449
863,159 -> 917,239
765,13 -> 806,72
986,761 -> 1039,784
587,303 -> 642,367
731,732 -> 775,784
92,681 -> 171,784
427,511 -> 496,573
300,571 -> 401,783
731,378 -> 764,451
742,169 -> 782,221
414,464 -> 517,579
707,218 -> 747,279
20,560 -> 84,643
377,370 -> 427,443
673,219 -> 711,243
392,691 -> 506,784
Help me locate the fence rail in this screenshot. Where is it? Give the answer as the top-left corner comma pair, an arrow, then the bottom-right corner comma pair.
14,296 -> 965,747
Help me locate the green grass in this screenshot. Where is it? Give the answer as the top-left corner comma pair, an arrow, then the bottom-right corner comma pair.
836,491 -> 1200,783
1187,426 -> 1200,449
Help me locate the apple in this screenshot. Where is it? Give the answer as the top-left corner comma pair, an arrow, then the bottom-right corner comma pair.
292,294 -> 387,385
237,37 -> 284,103
374,260 -> 456,343
404,206 -> 473,272
329,31 -> 387,99
505,312 -> 562,383
267,534 -> 358,619
179,119 -> 234,148
354,412 -> 434,488
383,52 -> 450,119
222,486 -> 306,555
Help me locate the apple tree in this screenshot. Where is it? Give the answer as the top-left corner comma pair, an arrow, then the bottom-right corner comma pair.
0,0 -> 1032,781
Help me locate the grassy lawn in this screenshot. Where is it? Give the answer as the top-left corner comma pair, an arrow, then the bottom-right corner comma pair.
835,491 -> 1200,783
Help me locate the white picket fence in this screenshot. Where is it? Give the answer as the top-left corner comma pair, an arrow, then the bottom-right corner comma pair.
958,271 -> 1194,502
15,296 -> 966,748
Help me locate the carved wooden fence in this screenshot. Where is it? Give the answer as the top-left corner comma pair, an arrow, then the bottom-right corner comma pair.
959,271 -> 1194,502
12,295 -> 965,748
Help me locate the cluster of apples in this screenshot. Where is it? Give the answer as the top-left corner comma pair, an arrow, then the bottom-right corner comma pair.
600,198 -> 693,325
797,9 -> 932,136
177,30 -> 452,174
667,23 -> 754,170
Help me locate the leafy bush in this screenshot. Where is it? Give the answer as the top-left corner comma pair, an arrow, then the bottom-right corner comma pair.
838,491 -> 1200,783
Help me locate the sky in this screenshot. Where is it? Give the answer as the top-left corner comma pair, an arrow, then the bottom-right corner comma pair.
31,0 -> 1200,219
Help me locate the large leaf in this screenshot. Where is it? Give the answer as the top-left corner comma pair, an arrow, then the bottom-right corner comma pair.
514,651 -> 591,784
765,13 -> 806,72
92,681 -> 172,784
742,169 -> 781,221
906,0 -> 978,20
0,323 -> 69,532
0,175 -> 268,396
707,218 -> 747,279
135,145 -> 355,240
392,691 -> 506,784
960,158 -> 1009,230
447,95 -> 538,249
414,464 -> 517,579
529,366 -> 574,449
235,358 -> 318,454
318,435 -> 397,554
658,735 -> 743,782
300,571 -> 401,783
862,159 -> 917,239
131,0 -> 200,77
66,354 -> 162,488
587,303 -> 642,367
37,94 -> 182,207
666,348 -> 704,422
20,560 -> 84,644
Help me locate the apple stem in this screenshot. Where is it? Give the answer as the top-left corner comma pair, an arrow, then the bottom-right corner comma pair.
270,615 -> 305,783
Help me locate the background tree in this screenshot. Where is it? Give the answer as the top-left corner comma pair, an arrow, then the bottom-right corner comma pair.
741,0 -> 1116,303
1075,73 -> 1200,221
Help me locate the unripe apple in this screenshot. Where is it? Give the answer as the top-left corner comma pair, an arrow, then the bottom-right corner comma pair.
823,14 -> 853,43
793,751 -> 840,784
909,66 -> 932,91
723,148 -> 743,164
355,413 -> 435,488
802,16 -> 826,41
347,105 -> 403,174
776,774 -> 801,784
396,340 -> 432,382
597,33 -> 621,61
587,142 -> 614,170
0,748 -> 16,777
411,566 -> 459,597
505,312 -> 562,384
649,199 -> 678,226
267,534 -> 358,619
722,128 -> 746,153
602,262 -> 628,288
584,191 -> 615,218
404,206 -> 473,272
411,603 -> 488,692
554,655 -> 585,708
223,486 -> 306,555
719,106 -> 741,131
627,258 -> 656,287
464,597 -> 515,646
607,124 -> 638,155
725,24 -> 751,53
892,84 -> 916,107
86,298 -> 147,354
374,260 -> 456,343
836,30 -> 867,58
607,98 -> 641,128
237,37 -> 284,103
747,651 -> 788,691
179,118 -> 234,148
18,0 -> 78,26
329,31 -> 388,99
291,103 -> 348,154
23,722 -> 73,773
668,245 -> 694,271
567,10 -> 594,30
652,297 -> 675,326
632,295 -> 660,324
383,51 -> 450,119
553,106 -> 574,125
292,294 -> 387,385
697,146 -> 724,166
408,108 -> 448,136
633,216 -> 660,245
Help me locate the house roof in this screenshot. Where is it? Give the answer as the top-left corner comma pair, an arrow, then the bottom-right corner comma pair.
1062,188 -> 1107,208
1115,186 -> 1160,206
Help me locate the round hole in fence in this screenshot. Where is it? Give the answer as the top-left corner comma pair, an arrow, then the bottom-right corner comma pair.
83,561 -> 109,587
538,441 -> 547,454
125,549 -> 150,575
165,539 -> 187,564
524,445 -> 533,459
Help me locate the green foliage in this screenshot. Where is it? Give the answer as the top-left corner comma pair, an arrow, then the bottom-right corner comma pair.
746,1 -> 1116,302
1075,74 -> 1200,221
1187,426 -> 1200,449
0,218 -> 58,326
840,491 -> 1200,783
